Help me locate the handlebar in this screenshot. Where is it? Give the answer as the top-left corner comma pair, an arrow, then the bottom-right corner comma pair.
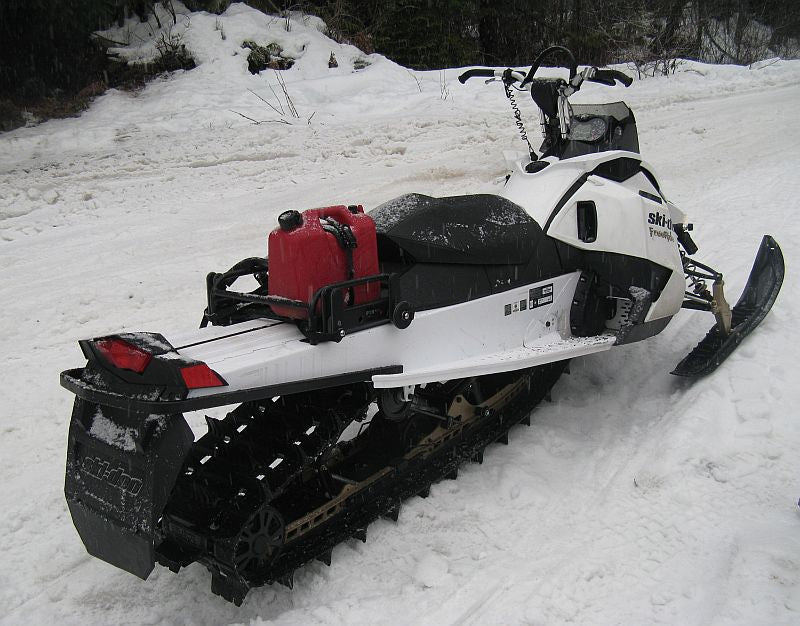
459,63 -> 632,92
456,48 -> 633,161
457,68 -> 498,84
521,45 -> 577,87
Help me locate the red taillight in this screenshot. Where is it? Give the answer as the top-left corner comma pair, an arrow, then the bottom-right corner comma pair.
95,338 -> 152,373
180,363 -> 226,389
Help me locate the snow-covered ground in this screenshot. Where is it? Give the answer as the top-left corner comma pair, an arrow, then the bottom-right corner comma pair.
1,4 -> 799,624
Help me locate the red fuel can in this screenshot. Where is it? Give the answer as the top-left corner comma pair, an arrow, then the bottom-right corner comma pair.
268,205 -> 380,318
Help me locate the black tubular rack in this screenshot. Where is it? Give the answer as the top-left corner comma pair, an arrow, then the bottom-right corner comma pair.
202,257 -> 412,344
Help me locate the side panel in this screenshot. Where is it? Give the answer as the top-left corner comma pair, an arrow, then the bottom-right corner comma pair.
547,175 -> 681,271
500,160 -> 587,227
499,150 -> 647,227
546,174 -> 683,321
176,273 -> 587,395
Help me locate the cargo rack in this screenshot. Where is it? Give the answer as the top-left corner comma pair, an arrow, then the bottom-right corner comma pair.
201,257 -> 414,344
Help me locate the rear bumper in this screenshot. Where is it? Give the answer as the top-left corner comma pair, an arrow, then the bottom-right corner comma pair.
61,365 -> 402,413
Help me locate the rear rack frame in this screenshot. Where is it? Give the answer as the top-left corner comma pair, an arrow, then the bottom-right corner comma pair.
202,257 -> 407,344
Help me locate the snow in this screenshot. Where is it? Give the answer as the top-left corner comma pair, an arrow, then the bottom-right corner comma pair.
1,4 -> 800,624
117,332 -> 173,354
372,194 -> 428,231
88,408 -> 137,451
629,286 -> 651,301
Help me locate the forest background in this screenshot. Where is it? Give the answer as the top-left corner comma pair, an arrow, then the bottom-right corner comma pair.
1,0 -> 798,127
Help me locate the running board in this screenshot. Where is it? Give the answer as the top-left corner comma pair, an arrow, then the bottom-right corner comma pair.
372,333 -> 616,388
672,235 -> 784,378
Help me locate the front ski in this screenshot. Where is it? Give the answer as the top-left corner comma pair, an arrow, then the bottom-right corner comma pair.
672,235 -> 784,377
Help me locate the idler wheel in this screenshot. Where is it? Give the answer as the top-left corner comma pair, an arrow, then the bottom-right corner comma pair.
378,387 -> 413,422
234,505 -> 285,579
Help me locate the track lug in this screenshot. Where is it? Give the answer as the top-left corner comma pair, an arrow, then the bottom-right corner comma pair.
316,551 -> 332,566
418,485 -> 431,499
446,467 -> 458,480
497,432 -> 509,445
204,415 -> 224,439
382,501 -> 401,522
473,450 -> 484,464
352,527 -> 367,543
211,572 -> 248,606
521,414 -> 531,426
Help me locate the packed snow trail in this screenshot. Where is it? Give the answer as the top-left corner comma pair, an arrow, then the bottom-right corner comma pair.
1,5 -> 799,624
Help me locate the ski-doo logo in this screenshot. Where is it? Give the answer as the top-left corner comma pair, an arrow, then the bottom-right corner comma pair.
647,211 -> 675,242
647,211 -> 672,229
80,456 -> 143,496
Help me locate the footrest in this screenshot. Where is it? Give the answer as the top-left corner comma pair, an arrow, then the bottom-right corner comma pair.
373,333 -> 616,388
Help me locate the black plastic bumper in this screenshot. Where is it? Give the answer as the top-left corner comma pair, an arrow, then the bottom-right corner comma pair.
61,365 -> 403,413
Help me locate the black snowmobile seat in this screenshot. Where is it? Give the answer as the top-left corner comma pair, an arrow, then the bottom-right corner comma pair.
370,193 -> 544,265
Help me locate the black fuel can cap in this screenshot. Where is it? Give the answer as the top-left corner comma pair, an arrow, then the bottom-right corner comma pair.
278,210 -> 303,231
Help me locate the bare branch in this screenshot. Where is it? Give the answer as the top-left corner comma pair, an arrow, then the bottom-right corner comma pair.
229,109 -> 262,124
247,88 -> 284,117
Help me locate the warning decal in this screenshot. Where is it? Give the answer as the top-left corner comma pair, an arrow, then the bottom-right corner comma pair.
529,284 -> 554,309
504,283 -> 554,316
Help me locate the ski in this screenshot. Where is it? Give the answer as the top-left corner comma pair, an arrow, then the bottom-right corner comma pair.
672,236 -> 784,377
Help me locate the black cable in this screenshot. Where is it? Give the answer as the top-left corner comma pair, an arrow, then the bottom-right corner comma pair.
504,81 -> 537,162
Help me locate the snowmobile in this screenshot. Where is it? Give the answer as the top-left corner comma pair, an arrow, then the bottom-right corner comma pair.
61,46 -> 783,605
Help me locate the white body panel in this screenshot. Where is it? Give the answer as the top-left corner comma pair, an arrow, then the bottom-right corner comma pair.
500,150 -> 685,322
172,272 -> 615,397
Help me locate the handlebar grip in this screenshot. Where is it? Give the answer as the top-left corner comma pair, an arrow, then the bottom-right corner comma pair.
458,68 -> 496,84
592,69 -> 633,87
589,74 -> 616,87
610,69 -> 633,87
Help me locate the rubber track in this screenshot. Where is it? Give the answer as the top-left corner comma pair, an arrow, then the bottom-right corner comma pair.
169,362 -> 567,605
